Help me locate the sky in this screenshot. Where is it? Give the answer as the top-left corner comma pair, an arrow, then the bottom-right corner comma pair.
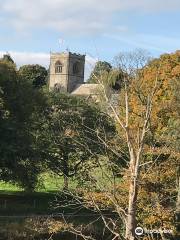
0,0 -> 180,77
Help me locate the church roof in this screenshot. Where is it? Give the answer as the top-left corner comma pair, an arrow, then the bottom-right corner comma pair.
71,83 -> 102,96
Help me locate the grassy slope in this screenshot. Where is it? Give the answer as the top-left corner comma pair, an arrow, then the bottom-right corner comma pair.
0,172 -> 77,215
0,172 -> 77,193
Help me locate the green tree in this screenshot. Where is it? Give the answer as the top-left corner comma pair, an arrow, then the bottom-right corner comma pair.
0,60 -> 47,191
88,60 -> 126,91
1,53 -> 15,64
19,64 -> 48,88
88,61 -> 112,83
39,92 -> 116,190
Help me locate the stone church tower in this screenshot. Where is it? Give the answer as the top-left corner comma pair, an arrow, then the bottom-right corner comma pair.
49,52 -> 85,93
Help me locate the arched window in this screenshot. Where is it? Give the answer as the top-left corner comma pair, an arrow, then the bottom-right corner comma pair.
73,62 -> 80,75
55,61 -> 62,73
54,83 -> 65,92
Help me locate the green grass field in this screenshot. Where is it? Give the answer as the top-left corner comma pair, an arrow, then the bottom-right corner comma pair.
0,172 -> 78,216
0,172 -> 77,193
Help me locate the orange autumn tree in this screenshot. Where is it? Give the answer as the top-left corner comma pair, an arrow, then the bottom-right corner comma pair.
116,50 -> 180,236
90,50 -> 179,239
53,50 -> 179,240
135,51 -> 180,234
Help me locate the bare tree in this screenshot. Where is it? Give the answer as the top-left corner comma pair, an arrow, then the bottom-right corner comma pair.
93,50 -> 159,240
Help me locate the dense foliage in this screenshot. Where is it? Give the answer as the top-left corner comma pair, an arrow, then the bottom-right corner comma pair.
88,61 -> 112,83
38,92 -> 117,189
19,64 -> 48,88
0,58 -> 47,190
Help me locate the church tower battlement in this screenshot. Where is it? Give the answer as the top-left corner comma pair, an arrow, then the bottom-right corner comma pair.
49,52 -> 85,93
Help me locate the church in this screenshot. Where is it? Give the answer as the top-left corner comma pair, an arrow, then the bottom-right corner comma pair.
48,51 -> 100,96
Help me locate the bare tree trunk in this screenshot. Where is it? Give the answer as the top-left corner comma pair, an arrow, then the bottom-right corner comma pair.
63,174 -> 69,190
126,177 -> 138,240
89,50 -> 156,239
63,160 -> 69,190
62,146 -> 69,191
125,149 -> 139,240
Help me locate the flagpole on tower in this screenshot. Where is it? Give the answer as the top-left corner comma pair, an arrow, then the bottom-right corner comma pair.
59,38 -> 64,51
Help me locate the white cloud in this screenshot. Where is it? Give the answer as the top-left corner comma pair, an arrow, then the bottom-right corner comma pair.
0,51 -> 96,79
1,0 -> 180,35
0,51 -> 50,68
105,33 -> 180,53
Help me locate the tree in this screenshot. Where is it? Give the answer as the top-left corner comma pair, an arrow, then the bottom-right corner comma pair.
19,64 -> 48,88
88,61 -> 112,83
65,50 -> 179,240
88,60 -> 130,92
0,60 -> 47,191
139,51 -> 180,236
102,50 -> 179,239
97,50 -> 153,239
39,92 -> 116,190
1,53 -> 15,64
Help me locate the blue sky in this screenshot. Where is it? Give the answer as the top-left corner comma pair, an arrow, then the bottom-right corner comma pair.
0,0 -> 180,76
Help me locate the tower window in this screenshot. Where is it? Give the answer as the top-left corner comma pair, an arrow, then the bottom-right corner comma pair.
73,62 -> 80,75
55,61 -> 63,73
